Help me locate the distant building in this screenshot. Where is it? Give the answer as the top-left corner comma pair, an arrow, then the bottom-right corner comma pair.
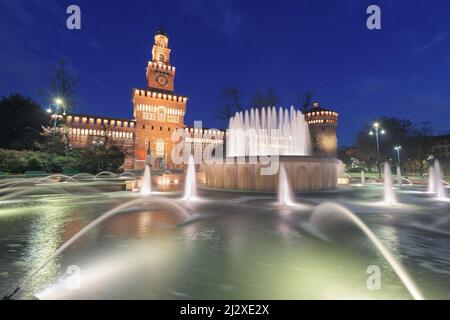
431,134 -> 450,157
431,133 -> 450,175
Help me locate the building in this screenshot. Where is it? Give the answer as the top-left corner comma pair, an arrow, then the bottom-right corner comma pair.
60,30 -> 338,172
431,133 -> 450,176
305,102 -> 339,157
132,28 -> 187,170
62,29 -> 224,171
431,134 -> 450,158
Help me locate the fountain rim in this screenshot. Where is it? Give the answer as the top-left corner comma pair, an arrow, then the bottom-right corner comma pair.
217,155 -> 342,164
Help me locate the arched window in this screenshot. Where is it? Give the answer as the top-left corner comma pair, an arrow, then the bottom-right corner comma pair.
159,54 -> 165,62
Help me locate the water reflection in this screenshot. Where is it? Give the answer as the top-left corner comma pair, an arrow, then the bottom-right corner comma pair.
0,184 -> 449,299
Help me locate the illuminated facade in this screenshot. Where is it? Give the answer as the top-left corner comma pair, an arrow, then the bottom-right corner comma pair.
61,30 -> 337,171
63,29 -> 224,171
305,102 -> 339,157
132,29 -> 187,170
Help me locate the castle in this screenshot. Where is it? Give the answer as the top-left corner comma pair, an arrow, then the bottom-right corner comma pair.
60,29 -> 338,171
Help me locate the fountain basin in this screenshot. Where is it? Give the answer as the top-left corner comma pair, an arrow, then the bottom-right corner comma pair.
203,156 -> 341,192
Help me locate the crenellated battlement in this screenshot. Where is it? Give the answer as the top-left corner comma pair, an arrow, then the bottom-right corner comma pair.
147,61 -> 176,74
61,114 -> 136,129
304,102 -> 338,157
133,88 -> 187,103
305,102 -> 338,126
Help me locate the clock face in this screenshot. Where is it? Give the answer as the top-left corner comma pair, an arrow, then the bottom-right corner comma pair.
156,74 -> 168,86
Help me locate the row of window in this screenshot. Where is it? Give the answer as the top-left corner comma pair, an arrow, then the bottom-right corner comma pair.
142,125 -> 172,132
142,112 -> 180,123
68,127 -> 134,139
66,116 -> 135,128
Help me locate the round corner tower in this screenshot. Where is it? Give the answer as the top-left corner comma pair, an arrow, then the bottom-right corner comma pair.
305,102 -> 338,157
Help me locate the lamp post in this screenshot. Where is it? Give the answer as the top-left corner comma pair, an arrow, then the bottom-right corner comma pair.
394,146 -> 402,166
369,122 -> 385,176
46,98 -> 65,172
92,139 -> 104,172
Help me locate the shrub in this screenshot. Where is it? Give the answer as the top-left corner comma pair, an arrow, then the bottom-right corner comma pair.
0,146 -> 125,174
26,155 -> 44,171
51,155 -> 79,172
0,149 -> 27,173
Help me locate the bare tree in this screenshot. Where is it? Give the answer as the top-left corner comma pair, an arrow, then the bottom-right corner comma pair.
252,87 -> 278,109
215,86 -> 243,120
48,60 -> 80,111
410,122 -> 433,177
354,124 -> 378,172
296,91 -> 314,113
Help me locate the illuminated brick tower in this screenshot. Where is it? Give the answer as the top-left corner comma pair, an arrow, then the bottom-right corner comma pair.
132,28 -> 187,170
305,102 -> 339,157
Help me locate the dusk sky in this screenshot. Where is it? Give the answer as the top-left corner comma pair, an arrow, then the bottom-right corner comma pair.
1,0 -> 449,145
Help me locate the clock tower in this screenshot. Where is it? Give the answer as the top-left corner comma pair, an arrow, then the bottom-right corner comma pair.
132,28 -> 187,170
146,28 -> 175,92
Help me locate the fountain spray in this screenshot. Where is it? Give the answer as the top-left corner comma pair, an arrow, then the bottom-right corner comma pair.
396,166 -> 402,186
383,162 -> 397,205
140,143 -> 152,195
434,160 -> 447,200
278,164 -> 295,206
183,155 -> 197,201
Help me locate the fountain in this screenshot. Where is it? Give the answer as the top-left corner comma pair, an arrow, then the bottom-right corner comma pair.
384,162 -> 397,205
361,170 -> 365,184
278,164 -> 295,206
183,155 -> 197,201
305,202 -> 424,300
227,106 -> 311,157
433,161 -> 447,200
140,165 -> 152,195
2,196 -> 190,300
427,166 -> 435,193
396,166 -> 402,186
94,171 -> 117,179
204,106 -> 342,192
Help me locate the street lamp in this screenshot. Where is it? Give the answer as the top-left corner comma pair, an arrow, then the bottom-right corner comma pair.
369,122 -> 386,176
47,98 -> 65,172
92,139 -> 105,172
394,146 -> 402,167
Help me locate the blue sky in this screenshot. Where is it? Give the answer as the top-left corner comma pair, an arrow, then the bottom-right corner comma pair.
1,0 -> 449,145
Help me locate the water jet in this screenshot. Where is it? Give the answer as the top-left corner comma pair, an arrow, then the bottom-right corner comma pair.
183,155 -> 197,201
383,163 -> 397,205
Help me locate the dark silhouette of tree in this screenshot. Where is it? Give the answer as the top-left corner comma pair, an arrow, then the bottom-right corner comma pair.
354,123 -> 378,172
410,122 -> 433,177
0,93 -> 47,150
215,86 -> 243,120
349,117 -> 434,176
47,60 -> 79,111
251,87 -> 278,109
296,91 -> 314,113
